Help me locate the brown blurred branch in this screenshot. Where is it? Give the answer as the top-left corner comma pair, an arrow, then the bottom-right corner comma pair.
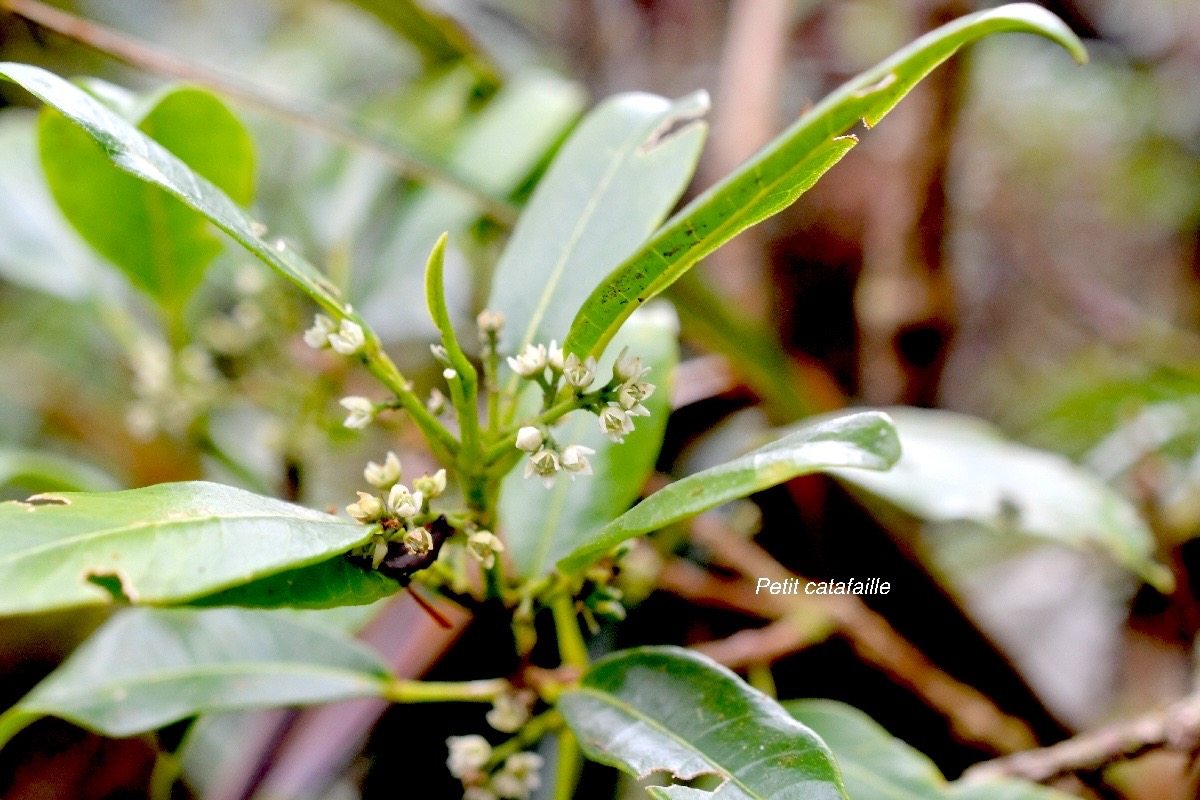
663,513 -> 1039,754
964,692 -> 1200,785
0,0 -> 518,224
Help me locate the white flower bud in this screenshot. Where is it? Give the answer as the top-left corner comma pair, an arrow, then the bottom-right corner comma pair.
560,445 -> 596,478
598,405 -> 635,443
364,451 -> 402,488
347,491 -> 383,522
486,690 -> 533,733
303,314 -> 337,349
562,353 -> 596,390
339,396 -> 375,429
446,734 -> 491,779
514,426 -> 543,453
612,347 -> 650,383
546,340 -> 564,372
403,527 -> 434,557
492,752 -> 544,799
328,319 -> 366,355
387,484 -> 424,519
506,343 -> 546,378
524,448 -> 561,488
467,530 -> 505,569
476,309 -> 505,334
414,468 -> 447,498
430,343 -> 451,366
444,367 -> 458,381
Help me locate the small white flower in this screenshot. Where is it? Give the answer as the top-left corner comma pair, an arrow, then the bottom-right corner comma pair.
347,491 -> 383,523
464,788 -> 498,800
414,468 -> 447,498
340,396 -> 375,429
617,380 -> 655,414
560,445 -> 596,478
477,309 -> 505,334
370,535 -> 389,568
598,405 -> 635,443
364,451 -> 402,488
403,527 -> 434,557
524,448 -> 561,488
444,367 -> 459,381
506,343 -> 546,378
468,530 -> 505,569
562,353 -> 596,390
612,347 -> 650,383
130,337 -> 171,395
486,690 -> 532,733
328,319 -> 365,355
428,388 -> 448,415
446,735 -> 492,779
514,426 -> 543,453
303,314 -> 337,349
492,752 -> 544,799
546,340 -> 564,372
387,485 -> 424,519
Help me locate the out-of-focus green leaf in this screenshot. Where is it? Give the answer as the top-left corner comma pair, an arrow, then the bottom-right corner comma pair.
0,110 -> 109,300
488,90 -> 708,379
39,83 -> 254,313
0,63 -> 349,318
0,481 -> 371,616
0,608 -> 393,748
360,70 -> 585,340
564,4 -> 1087,360
787,700 -> 1074,800
501,305 -> 678,579
559,646 -> 849,800
828,407 -> 1173,591
0,449 -> 120,493
343,0 -> 500,81
558,411 -> 899,573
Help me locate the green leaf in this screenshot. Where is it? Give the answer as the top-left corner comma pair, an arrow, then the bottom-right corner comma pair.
501,305 -> 679,579
564,3 -> 1087,360
0,63 -> 349,317
0,481 -> 371,616
39,83 -> 254,313
787,700 -> 1073,800
559,646 -> 848,799
191,556 -> 400,610
488,89 -> 708,377
557,410 -> 900,573
0,607 -> 393,747
359,70 -> 585,340
827,407 -> 1174,591
0,449 -> 120,493
344,0 -> 500,80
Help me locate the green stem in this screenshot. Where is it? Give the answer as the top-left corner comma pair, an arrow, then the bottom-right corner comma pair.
363,348 -> 459,464
553,730 -> 583,800
550,591 -> 590,669
484,395 -> 592,465
485,709 -> 564,769
384,677 -> 510,703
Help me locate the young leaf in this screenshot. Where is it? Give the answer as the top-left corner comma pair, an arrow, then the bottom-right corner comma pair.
487,89 -> 708,381
0,63 -> 348,317
564,3 -> 1087,360
0,481 -> 371,616
39,84 -> 254,314
0,608 -> 394,748
556,410 -> 900,573
500,305 -> 678,579
559,646 -> 849,799
827,407 -> 1174,591
787,700 -> 1074,800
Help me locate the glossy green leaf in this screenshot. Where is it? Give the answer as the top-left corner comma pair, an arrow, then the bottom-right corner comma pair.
39,83 -> 253,312
827,407 -> 1174,591
191,556 -> 400,610
0,448 -> 120,493
0,608 -> 393,748
557,410 -> 900,573
0,63 -> 349,317
787,700 -> 1073,800
488,90 -> 708,378
559,646 -> 848,799
359,70 -> 585,340
564,3 -> 1087,359
501,305 -> 679,579
0,481 -> 372,616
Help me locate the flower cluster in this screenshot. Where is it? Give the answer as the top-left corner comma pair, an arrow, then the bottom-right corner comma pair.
516,427 -> 594,489
446,735 -> 544,800
304,313 -> 365,356
345,451 -> 446,568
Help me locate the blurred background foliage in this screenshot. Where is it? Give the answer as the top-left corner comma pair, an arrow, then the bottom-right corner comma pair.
0,0 -> 1198,798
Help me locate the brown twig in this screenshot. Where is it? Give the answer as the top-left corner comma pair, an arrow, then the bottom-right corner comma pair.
672,513 -> 1039,753
0,0 -> 518,225
963,693 -> 1200,785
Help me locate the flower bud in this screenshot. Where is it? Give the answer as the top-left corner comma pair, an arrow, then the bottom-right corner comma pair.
414,468 -> 447,498
547,340 -> 564,372
476,309 -> 505,334
515,426 -> 543,452
364,451 -> 402,488
612,347 -> 649,383
446,735 -> 491,779
347,491 -> 383,522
